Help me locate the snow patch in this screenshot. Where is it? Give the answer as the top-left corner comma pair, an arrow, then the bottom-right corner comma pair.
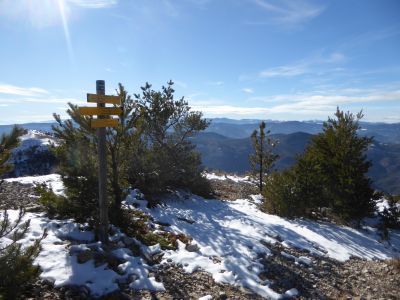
5,174 -> 64,195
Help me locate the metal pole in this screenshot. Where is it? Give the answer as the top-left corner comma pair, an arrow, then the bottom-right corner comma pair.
96,80 -> 108,244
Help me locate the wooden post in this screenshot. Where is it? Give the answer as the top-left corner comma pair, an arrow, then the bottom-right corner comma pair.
96,80 -> 109,244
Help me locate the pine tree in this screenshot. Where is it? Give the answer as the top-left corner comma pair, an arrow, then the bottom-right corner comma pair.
51,83 -> 141,221
249,121 -> 278,192
307,107 -> 377,221
133,80 -> 211,196
0,126 -> 24,175
0,126 -> 42,299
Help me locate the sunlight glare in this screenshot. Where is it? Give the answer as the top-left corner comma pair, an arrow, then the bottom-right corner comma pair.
57,0 -> 75,65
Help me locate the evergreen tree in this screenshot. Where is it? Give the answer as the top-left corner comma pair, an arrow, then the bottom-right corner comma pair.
261,108 -> 377,222
52,83 -> 140,222
0,126 -> 24,175
306,108 -> 377,221
249,121 -> 278,192
0,126 -> 42,299
133,81 -> 211,197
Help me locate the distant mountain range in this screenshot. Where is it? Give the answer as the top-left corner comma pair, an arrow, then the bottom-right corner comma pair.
206,118 -> 400,143
1,119 -> 399,194
1,119 -> 400,143
191,131 -> 400,195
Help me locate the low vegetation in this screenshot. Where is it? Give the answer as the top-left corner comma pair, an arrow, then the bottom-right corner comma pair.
261,108 -> 379,223
46,81 -> 211,227
0,126 -> 42,299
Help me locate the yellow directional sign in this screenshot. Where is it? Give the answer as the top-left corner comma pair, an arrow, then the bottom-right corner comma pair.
78,107 -> 122,116
87,93 -> 121,104
91,118 -> 119,128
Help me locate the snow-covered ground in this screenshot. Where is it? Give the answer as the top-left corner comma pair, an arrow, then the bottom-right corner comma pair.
1,174 -> 400,299
18,130 -> 57,151
5,174 -> 64,195
205,172 -> 253,183
126,192 -> 400,299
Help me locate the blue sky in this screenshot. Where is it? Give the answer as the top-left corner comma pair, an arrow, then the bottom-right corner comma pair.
0,0 -> 399,124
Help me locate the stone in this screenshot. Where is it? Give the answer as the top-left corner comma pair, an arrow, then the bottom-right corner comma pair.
186,243 -> 200,252
218,291 -> 228,300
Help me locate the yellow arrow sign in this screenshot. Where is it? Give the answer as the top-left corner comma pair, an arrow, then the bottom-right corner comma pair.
87,93 -> 121,104
79,107 -> 122,116
91,118 -> 119,128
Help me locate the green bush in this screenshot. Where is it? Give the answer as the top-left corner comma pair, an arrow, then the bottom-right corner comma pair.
262,170 -> 308,218
52,81 -> 211,227
380,195 -> 400,229
120,209 -> 191,250
0,209 -> 43,299
35,183 -> 71,218
262,108 -> 378,222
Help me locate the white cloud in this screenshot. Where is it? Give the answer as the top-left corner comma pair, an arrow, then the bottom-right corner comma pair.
190,85 -> 400,122
67,0 -> 117,9
259,63 -> 308,78
207,81 -> 224,86
258,52 -> 346,78
192,105 -> 271,115
251,0 -> 324,27
242,88 -> 254,94
0,84 -> 49,97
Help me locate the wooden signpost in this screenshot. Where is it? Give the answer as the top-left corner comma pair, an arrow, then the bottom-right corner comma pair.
78,80 -> 121,244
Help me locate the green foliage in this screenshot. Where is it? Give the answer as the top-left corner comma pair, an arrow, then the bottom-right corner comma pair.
52,81 -> 211,225
52,84 -> 140,222
52,112 -> 99,221
0,128 -> 41,299
119,210 -> 190,250
0,125 -> 24,176
35,184 -> 71,218
132,81 -> 211,196
307,108 -> 377,220
0,209 -> 43,299
380,195 -> 400,229
262,108 -> 377,222
249,121 -> 279,192
262,170 -> 297,217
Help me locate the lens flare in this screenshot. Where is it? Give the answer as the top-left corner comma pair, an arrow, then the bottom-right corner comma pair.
57,0 -> 75,65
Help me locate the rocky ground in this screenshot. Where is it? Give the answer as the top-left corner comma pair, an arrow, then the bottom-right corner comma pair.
0,180 -> 40,210
1,178 -> 399,299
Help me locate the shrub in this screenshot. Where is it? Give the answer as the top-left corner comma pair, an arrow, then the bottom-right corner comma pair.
132,81 -> 211,196
380,195 -> 400,229
262,170 -> 298,218
262,108 -> 378,223
35,184 -> 71,218
0,209 -> 43,299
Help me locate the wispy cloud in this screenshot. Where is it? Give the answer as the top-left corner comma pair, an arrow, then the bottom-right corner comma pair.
250,0 -> 324,27
260,63 -> 308,78
258,52 -> 346,78
207,81 -> 224,86
242,88 -> 254,94
191,85 -> 400,122
192,105 -> 271,116
248,86 -> 400,113
0,96 -> 85,105
67,0 -> 117,9
0,84 -> 49,97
